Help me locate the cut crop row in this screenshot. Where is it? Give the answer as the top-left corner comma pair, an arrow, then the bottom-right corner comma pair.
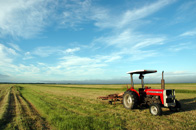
0,86 -> 52,129
19,85 -> 127,130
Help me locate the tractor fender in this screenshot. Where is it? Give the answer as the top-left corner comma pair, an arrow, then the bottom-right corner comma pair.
126,88 -> 140,99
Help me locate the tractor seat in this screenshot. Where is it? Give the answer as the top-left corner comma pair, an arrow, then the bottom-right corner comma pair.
145,86 -> 151,89
139,88 -> 145,94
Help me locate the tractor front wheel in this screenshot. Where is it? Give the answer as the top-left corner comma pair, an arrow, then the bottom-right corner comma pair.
149,103 -> 162,116
123,91 -> 138,109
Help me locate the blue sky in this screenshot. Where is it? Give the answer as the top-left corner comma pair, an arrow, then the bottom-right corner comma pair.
0,0 -> 196,83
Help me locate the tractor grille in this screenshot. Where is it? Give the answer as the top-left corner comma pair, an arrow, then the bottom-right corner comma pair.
166,90 -> 175,96
166,90 -> 172,96
163,89 -> 175,107
166,98 -> 174,103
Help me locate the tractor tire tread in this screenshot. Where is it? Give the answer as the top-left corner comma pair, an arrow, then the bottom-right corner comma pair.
123,91 -> 139,109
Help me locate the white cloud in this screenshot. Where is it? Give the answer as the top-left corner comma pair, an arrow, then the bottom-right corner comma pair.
60,0 -> 93,28
0,43 -> 17,65
59,55 -> 107,68
0,0 -> 176,38
98,55 -> 121,63
180,30 -> 196,37
129,50 -> 158,61
64,47 -> 80,54
5,63 -> 43,82
57,0 -> 170,63
16,64 -> 40,74
168,43 -> 190,52
59,0 -> 175,29
93,30 -> 137,47
132,38 -> 164,50
93,0 -> 175,29
43,53 -> 122,80
23,52 -> 34,60
0,0 -> 54,38
44,56 -> 106,79
0,44 -> 40,81
8,43 -> 21,51
37,62 -> 46,66
92,29 -> 165,60
93,29 -> 165,48
32,46 -> 81,57
0,0 -> 175,38
33,46 -> 63,57
0,43 -> 116,81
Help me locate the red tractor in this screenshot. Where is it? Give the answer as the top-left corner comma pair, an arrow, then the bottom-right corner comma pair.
123,70 -> 181,116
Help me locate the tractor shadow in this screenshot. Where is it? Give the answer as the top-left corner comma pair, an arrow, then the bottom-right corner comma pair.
163,97 -> 196,115
179,98 -> 196,111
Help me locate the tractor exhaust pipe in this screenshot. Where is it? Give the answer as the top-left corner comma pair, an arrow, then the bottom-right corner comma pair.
161,71 -> 165,89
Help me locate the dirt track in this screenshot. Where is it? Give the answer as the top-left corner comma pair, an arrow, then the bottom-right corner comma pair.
0,86 -> 51,129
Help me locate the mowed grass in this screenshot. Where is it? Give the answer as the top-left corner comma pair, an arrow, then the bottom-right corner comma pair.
0,83 -> 196,129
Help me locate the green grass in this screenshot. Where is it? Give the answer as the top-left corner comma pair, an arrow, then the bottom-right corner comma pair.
0,83 -> 196,129
19,85 -> 126,129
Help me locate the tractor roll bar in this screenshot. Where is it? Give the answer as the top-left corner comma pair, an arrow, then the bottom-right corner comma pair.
130,74 -> 134,87
127,70 -> 157,89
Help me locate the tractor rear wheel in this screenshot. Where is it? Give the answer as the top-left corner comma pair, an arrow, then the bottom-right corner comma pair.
149,103 -> 162,116
169,99 -> 181,112
123,91 -> 138,109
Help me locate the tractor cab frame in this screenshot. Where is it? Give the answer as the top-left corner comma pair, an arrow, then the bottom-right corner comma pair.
127,70 -> 157,89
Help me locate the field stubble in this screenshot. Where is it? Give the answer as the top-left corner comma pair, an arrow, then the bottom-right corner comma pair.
0,85 -> 51,130
0,83 -> 195,129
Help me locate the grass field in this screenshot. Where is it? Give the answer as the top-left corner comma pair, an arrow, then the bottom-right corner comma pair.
0,83 -> 195,129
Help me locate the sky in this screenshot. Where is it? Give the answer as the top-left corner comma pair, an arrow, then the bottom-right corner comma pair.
0,0 -> 196,84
